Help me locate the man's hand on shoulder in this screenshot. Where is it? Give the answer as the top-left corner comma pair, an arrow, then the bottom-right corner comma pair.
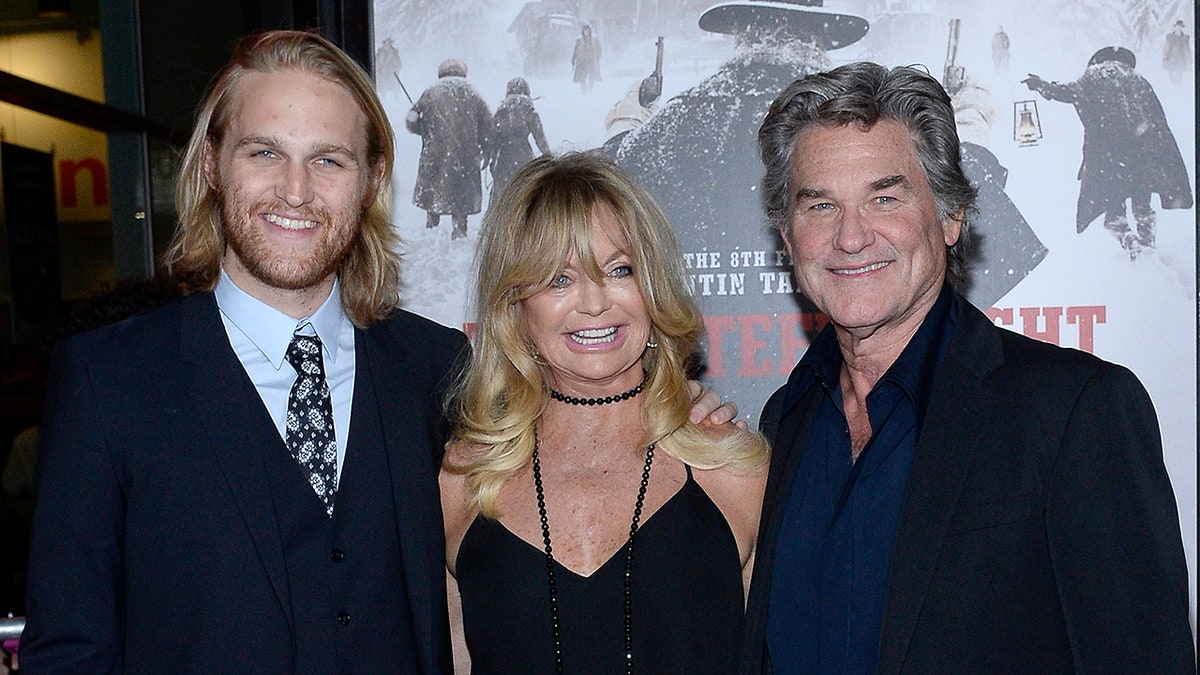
687,380 -> 747,430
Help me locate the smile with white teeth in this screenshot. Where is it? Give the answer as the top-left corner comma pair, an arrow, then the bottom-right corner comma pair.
265,213 -> 318,230
833,261 -> 889,275
570,327 -> 618,345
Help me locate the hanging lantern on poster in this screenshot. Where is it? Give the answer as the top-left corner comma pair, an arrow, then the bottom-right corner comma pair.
1013,100 -> 1043,146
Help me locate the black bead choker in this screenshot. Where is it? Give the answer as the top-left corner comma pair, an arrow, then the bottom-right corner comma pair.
532,430 -> 654,674
549,379 -> 645,406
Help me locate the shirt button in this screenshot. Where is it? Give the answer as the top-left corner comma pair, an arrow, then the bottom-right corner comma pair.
337,611 -> 351,626
330,548 -> 345,562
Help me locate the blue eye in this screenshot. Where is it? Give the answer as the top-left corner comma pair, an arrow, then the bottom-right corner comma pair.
549,274 -> 570,289
610,264 -> 633,278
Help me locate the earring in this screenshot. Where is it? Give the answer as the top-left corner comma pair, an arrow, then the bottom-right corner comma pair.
646,335 -> 658,349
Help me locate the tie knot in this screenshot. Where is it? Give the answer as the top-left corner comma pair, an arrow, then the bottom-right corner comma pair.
286,333 -> 325,375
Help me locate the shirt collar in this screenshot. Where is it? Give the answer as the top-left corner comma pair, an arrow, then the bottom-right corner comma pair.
798,316 -> 843,394
215,271 -> 348,369
880,284 -> 956,426
797,284 -> 957,426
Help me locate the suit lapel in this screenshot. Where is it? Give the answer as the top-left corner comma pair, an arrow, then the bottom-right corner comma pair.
180,293 -> 293,629
762,384 -> 825,564
877,299 -> 1004,671
742,382 -> 823,674
355,322 -> 446,673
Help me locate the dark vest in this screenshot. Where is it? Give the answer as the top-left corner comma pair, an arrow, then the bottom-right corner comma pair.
264,367 -> 419,673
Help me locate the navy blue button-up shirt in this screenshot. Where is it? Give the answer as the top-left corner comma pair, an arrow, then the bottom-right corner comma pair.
766,287 -> 956,674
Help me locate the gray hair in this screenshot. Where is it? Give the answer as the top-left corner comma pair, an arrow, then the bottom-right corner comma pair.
758,62 -> 977,287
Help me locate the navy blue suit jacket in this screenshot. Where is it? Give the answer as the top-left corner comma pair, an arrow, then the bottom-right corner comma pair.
23,292 -> 465,673
742,294 -> 1193,673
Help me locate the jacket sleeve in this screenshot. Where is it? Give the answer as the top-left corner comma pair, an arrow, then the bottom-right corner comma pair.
21,337 -> 127,673
1032,78 -> 1082,104
529,110 -> 551,156
1046,364 -> 1194,672
476,96 -> 494,160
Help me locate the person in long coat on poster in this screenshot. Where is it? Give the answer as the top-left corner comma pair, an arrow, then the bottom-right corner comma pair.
489,77 -> 552,206
572,24 -> 602,94
1024,47 -> 1192,258
991,26 -> 1009,74
1162,20 -> 1192,85
407,58 -> 493,240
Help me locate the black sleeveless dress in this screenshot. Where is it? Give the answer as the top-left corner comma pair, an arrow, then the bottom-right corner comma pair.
455,468 -> 744,674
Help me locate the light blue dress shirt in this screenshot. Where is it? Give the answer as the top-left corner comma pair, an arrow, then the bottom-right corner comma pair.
214,271 -> 356,482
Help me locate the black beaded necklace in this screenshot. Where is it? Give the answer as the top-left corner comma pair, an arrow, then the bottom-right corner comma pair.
549,379 -> 645,406
531,431 -> 655,675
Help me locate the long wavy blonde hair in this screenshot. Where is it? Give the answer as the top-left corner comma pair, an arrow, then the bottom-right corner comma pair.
165,30 -> 401,327
446,152 -> 768,516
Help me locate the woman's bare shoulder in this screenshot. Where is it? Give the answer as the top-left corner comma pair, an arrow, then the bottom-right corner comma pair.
692,448 -> 768,495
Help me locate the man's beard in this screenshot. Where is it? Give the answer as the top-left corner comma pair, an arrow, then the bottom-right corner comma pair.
219,186 -> 361,292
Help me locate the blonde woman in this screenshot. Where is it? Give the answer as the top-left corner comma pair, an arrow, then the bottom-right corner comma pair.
441,153 -> 768,673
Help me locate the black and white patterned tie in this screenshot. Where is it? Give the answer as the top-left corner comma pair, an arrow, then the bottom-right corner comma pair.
285,333 -> 338,516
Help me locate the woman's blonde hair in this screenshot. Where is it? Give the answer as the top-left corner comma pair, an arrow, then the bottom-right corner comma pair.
165,30 -> 401,327
447,152 -> 767,516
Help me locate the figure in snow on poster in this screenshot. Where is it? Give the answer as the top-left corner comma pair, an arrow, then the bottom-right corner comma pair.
602,76 -> 660,154
1162,20 -> 1191,85
572,24 -> 602,94
1024,47 -> 1193,259
376,37 -> 401,90
991,26 -> 1009,75
952,74 -> 1047,308
602,37 -> 663,154
406,59 -> 493,240
489,77 -> 551,206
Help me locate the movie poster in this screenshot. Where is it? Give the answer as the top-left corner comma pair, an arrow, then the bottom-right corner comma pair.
373,0 -> 1196,624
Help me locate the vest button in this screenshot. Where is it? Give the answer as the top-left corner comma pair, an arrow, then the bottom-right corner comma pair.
330,548 -> 345,562
337,611 -> 351,626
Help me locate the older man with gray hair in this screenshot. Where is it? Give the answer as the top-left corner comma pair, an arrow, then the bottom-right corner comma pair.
741,61 -> 1192,674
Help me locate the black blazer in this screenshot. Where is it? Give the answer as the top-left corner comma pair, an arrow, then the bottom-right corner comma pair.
23,292 -> 465,673
742,294 -> 1193,673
